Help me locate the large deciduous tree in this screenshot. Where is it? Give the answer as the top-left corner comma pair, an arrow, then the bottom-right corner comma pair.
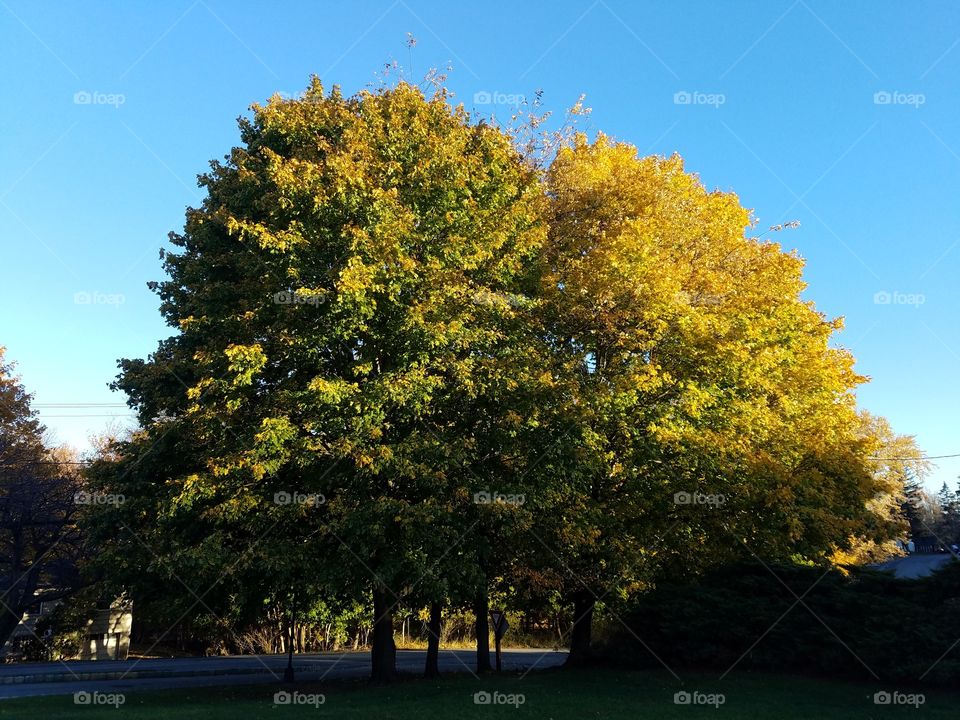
535,136 -> 884,663
94,79 -> 547,680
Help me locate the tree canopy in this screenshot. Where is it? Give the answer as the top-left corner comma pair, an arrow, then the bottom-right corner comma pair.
87,78 -> 900,677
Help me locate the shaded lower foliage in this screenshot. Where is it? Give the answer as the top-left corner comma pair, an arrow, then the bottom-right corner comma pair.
599,560 -> 960,684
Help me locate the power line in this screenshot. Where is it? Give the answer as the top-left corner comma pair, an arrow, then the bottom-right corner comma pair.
0,461 -> 94,465
34,403 -> 126,408
35,414 -> 135,418
870,453 -> 960,461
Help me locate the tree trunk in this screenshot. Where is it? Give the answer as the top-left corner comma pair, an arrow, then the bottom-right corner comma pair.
0,576 -> 30,654
0,606 -> 24,653
566,589 -> 595,666
284,610 -> 295,683
370,588 -> 396,682
424,601 -> 442,678
474,593 -> 491,673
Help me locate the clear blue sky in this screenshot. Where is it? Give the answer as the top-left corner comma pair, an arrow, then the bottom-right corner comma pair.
2,1 -> 958,491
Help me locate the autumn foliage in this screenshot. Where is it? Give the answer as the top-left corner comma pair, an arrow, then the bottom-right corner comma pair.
85,79 -> 893,676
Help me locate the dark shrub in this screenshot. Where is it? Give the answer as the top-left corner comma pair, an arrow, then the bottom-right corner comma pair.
599,560 -> 960,685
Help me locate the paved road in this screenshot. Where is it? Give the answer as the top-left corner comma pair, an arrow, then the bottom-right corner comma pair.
0,649 -> 566,699
874,553 -> 955,578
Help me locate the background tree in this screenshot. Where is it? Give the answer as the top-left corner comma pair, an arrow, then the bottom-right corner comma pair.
905,479 -> 942,552
934,482 -> 960,546
831,411 -> 929,564
0,347 -> 86,651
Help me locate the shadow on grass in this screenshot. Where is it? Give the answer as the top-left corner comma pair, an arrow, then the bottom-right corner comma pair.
1,666 -> 959,719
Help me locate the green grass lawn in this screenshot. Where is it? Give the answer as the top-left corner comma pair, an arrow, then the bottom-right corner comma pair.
0,668 -> 953,719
